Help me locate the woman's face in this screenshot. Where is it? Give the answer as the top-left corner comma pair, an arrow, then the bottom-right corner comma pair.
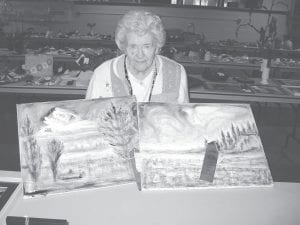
124,31 -> 158,75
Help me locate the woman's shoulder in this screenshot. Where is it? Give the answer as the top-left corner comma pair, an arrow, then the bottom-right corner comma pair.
158,55 -> 184,70
93,55 -> 124,74
158,55 -> 182,67
93,58 -> 114,74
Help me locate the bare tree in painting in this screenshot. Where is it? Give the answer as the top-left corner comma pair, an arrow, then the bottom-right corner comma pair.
21,116 -> 42,183
98,102 -> 137,160
47,139 -> 64,181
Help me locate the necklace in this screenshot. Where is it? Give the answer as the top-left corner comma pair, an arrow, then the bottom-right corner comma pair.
124,56 -> 158,102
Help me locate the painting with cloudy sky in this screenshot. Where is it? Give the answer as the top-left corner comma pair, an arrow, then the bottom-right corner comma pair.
136,102 -> 273,190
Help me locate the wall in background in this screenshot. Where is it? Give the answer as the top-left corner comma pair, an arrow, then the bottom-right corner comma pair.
2,0 -> 291,43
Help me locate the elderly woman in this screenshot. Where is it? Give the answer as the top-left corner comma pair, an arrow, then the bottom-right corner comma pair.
86,10 -> 189,103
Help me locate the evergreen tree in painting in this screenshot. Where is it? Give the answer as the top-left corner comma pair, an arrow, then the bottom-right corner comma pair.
204,138 -> 208,147
226,131 -> 233,147
98,102 -> 137,160
252,122 -> 258,135
21,116 -> 42,183
236,126 -> 241,137
241,125 -> 247,135
47,139 -> 64,181
231,124 -> 238,143
247,121 -> 252,133
221,130 -> 227,150
215,141 -> 221,151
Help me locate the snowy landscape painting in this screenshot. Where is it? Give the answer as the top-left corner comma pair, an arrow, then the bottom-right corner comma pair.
17,96 -> 138,197
137,103 -> 273,190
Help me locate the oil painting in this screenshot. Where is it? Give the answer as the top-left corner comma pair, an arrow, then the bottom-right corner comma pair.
17,96 -> 138,197
137,103 -> 273,190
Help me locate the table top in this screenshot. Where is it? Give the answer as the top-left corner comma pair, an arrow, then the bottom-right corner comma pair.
0,83 -> 86,95
189,75 -> 300,104
189,89 -> 300,104
1,76 -> 300,104
2,170 -> 300,225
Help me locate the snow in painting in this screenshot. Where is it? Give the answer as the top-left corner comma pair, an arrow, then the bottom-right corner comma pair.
137,103 -> 273,190
17,96 -> 138,197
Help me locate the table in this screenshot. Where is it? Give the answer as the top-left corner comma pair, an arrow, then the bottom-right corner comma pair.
1,76 -> 300,104
0,83 -> 86,96
188,75 -> 300,104
5,178 -> 300,225
1,82 -> 299,104
2,170 -> 300,225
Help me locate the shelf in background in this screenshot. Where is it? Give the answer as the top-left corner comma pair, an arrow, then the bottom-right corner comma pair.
181,61 -> 260,70
71,1 -> 289,15
27,37 -> 115,47
1,75 -> 300,104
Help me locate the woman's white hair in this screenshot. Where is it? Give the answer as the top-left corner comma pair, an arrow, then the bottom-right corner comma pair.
115,10 -> 166,52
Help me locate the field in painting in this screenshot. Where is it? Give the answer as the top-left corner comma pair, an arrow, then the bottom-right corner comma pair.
17,96 -> 138,197
137,103 -> 273,190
